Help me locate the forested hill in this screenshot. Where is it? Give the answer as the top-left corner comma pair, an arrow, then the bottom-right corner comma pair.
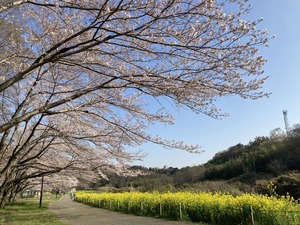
89,125 -> 300,198
205,131 -> 300,180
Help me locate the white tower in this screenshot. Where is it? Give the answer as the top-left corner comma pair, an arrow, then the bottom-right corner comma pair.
282,110 -> 290,134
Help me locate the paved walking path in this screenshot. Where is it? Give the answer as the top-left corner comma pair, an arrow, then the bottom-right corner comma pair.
49,195 -> 197,225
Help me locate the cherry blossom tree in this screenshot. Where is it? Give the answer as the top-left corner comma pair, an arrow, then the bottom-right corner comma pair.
0,0 -> 272,207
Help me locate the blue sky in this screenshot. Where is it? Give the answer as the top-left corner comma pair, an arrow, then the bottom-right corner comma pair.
133,0 -> 300,168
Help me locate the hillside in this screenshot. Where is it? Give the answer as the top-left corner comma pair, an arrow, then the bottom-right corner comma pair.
88,125 -> 300,199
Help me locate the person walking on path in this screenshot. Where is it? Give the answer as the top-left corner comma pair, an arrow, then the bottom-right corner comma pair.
49,195 -> 197,225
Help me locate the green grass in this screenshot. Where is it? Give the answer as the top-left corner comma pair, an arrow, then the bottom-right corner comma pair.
0,193 -> 68,225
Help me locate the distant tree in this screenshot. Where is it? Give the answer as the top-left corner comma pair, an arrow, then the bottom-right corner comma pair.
0,0 -> 271,207
290,124 -> 300,138
266,159 -> 287,175
208,143 -> 245,165
173,166 -> 205,186
269,128 -> 285,141
246,136 -> 269,150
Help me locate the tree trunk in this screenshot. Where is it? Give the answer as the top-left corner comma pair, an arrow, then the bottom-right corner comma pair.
0,188 -> 8,209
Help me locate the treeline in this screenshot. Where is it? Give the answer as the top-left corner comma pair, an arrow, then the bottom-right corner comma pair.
90,125 -> 300,198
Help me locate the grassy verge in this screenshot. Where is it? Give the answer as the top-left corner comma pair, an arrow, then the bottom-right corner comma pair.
0,193 -> 68,225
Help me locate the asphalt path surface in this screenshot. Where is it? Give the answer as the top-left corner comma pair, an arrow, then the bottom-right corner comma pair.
49,195 -> 199,225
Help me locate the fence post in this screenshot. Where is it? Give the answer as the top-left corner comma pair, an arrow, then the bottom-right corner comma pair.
179,202 -> 182,220
159,202 -> 162,216
140,202 -> 143,214
250,206 -> 255,225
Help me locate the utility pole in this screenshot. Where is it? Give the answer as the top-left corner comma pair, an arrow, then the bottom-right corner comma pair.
39,176 -> 44,208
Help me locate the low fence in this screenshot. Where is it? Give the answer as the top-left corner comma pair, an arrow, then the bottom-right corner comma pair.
76,197 -> 300,225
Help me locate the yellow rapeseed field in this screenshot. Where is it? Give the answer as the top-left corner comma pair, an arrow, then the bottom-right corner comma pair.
75,191 -> 300,225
